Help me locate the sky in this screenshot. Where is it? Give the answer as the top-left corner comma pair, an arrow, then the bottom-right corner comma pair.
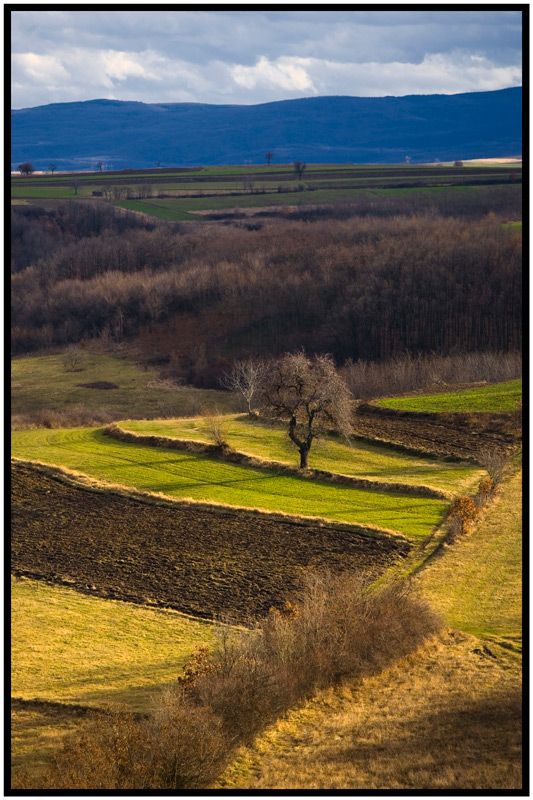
11,8 -> 523,109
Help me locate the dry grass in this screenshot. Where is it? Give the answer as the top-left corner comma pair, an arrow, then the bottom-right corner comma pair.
215,464 -> 522,791
417,468 -> 522,647
216,631 -> 522,791
11,576 -> 217,711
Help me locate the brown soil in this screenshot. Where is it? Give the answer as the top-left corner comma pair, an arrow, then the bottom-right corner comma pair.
11,463 -> 408,624
353,405 -> 517,462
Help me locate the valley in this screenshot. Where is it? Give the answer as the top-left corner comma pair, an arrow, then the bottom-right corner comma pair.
10,161 -> 522,791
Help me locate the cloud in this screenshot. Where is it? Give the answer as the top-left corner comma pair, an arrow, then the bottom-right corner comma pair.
296,52 -> 522,98
231,56 -> 316,93
10,9 -> 522,108
12,52 -> 69,84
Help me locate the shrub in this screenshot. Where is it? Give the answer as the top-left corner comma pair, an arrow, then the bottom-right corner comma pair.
477,445 -> 509,486
446,495 -> 478,542
62,346 -> 86,372
201,409 -> 230,449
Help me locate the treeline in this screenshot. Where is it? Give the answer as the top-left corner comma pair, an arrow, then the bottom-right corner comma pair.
283,184 -> 522,222
11,201 -> 164,275
11,197 -> 522,387
343,351 -> 522,400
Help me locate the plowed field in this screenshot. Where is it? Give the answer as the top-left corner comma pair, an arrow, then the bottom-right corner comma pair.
11,463 -> 408,623
352,406 -> 515,461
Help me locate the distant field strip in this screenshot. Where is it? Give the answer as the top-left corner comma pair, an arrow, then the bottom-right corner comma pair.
120,415 -> 483,496
11,576 -> 216,712
377,379 -> 522,413
10,428 -> 449,539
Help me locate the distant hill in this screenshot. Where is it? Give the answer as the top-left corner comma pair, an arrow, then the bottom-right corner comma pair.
11,88 -> 521,170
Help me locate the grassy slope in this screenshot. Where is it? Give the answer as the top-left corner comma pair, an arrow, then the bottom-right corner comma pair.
216,465 -> 523,790
11,576 -> 217,711
121,415 -> 483,496
216,632 -> 522,791
11,353 -> 234,422
11,428 -> 447,539
377,379 -> 522,413
417,468 -> 522,646
11,576 -> 220,778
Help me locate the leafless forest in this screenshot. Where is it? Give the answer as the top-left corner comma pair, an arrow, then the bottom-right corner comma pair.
11,186 -> 521,387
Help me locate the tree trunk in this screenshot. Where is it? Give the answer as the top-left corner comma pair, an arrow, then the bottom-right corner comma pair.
299,446 -> 309,469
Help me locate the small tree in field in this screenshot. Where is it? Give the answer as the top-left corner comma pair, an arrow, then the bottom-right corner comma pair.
260,352 -> 352,469
293,160 -> 306,179
221,359 -> 266,416
18,162 -> 35,176
49,163 -> 57,174
265,151 -> 274,166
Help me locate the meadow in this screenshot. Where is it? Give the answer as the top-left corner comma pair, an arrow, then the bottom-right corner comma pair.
377,379 -> 522,413
11,576 -> 217,711
11,427 -> 450,539
215,462 -> 523,790
11,352 -> 235,427
120,414 -> 484,495
11,162 -> 519,221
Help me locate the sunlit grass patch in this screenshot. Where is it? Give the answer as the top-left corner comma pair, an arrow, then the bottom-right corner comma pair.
121,414 -> 483,496
417,469 -> 522,646
216,632 -> 521,791
11,427 -> 448,539
11,576 -> 217,712
376,379 -> 522,413
11,352 -> 234,423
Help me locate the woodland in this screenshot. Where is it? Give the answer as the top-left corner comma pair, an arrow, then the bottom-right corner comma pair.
11,185 -> 522,388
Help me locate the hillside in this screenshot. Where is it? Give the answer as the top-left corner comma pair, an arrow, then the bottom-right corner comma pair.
11,88 -> 521,171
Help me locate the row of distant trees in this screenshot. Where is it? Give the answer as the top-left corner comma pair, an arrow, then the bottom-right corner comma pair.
15,156 -> 307,175
17,157 -> 470,176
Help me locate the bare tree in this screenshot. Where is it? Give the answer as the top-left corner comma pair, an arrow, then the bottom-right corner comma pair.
62,345 -> 86,372
49,163 -> 57,174
242,175 -> 255,193
18,162 -> 35,176
221,359 -> 266,416
97,161 -> 104,172
201,408 -> 229,448
293,160 -> 306,180
260,352 -> 352,469
265,151 -> 274,166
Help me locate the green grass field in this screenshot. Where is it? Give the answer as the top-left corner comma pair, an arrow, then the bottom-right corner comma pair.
11,353 -> 234,423
11,427 -> 449,539
376,379 -> 522,413
11,576 -> 217,711
120,415 -> 483,496
114,185 -> 488,220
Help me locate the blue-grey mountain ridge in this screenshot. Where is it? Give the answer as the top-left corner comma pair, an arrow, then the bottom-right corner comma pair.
11,87 -> 521,171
